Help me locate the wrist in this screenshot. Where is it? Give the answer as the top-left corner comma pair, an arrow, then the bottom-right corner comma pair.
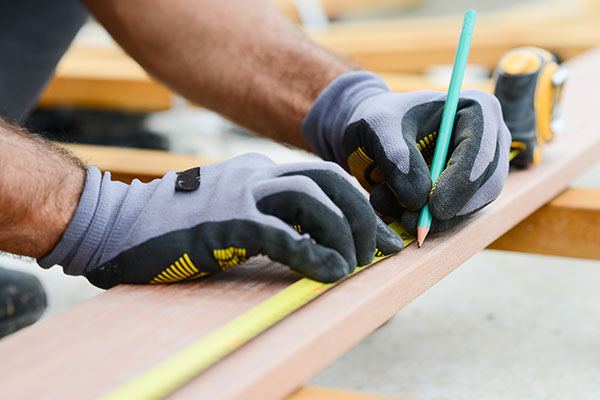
35,161 -> 86,258
301,71 -> 390,167
38,167 -> 169,277
38,167 -> 126,275
0,124 -> 86,258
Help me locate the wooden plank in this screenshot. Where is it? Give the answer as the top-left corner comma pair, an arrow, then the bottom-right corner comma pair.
0,48 -> 598,400
61,143 -> 218,183
287,386 -> 401,400
38,46 -> 172,111
273,0 -> 422,21
488,188 -> 600,260
310,7 -> 600,73
381,72 -> 493,93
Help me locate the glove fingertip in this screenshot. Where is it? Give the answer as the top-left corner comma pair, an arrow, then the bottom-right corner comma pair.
369,184 -> 405,219
428,192 -> 457,221
301,251 -> 353,283
375,218 -> 404,256
400,211 -> 419,236
356,251 -> 375,267
388,172 -> 431,211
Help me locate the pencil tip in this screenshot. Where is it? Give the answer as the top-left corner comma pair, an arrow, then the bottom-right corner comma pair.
416,226 -> 430,247
417,242 -> 422,248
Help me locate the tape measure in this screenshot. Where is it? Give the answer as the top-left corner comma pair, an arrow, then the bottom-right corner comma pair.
494,46 -> 567,168
102,222 -> 415,400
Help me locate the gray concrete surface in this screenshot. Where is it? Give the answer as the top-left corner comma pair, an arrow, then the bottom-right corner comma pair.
311,251 -> 600,399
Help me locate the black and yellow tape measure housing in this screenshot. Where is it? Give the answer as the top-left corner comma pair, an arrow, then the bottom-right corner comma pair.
494,46 -> 567,168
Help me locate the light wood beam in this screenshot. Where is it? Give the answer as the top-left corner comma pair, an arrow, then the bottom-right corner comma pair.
488,188 -> 600,260
310,12 -> 600,73
381,72 -> 493,93
272,0 -> 423,21
38,46 -> 172,111
62,143 -> 217,183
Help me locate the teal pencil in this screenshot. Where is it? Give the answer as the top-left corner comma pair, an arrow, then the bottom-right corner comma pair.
417,9 -> 477,247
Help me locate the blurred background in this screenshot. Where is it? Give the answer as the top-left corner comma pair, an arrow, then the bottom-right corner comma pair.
2,0 -> 600,398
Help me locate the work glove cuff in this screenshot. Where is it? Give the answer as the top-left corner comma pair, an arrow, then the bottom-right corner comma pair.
37,166 -> 130,276
302,70 -> 390,168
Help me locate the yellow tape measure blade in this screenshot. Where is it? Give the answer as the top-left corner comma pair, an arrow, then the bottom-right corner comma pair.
102,224 -> 414,400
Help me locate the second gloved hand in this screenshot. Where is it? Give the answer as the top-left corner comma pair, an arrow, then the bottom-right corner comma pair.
302,71 -> 511,234
38,153 -> 404,288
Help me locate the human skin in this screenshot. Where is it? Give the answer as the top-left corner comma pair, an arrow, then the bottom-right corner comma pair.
83,0 -> 356,151
0,0 -> 355,258
0,120 -> 85,258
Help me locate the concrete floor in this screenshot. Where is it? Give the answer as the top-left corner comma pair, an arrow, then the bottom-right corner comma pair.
311,251 -> 600,399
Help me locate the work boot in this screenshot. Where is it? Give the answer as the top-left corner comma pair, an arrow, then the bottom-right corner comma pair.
0,267 -> 47,338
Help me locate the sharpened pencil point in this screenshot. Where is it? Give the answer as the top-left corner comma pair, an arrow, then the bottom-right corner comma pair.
417,226 -> 429,248
417,242 -> 422,248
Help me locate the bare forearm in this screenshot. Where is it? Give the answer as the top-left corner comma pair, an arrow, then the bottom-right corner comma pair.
84,0 -> 354,150
0,120 -> 85,258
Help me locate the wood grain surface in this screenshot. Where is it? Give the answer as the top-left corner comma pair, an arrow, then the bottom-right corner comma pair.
272,0 -> 423,22
310,6 -> 600,73
1,48 -> 599,400
489,188 -> 600,260
62,143 -> 218,183
38,46 -> 172,111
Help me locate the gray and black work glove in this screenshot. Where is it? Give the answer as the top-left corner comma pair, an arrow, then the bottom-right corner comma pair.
38,153 -> 403,289
302,71 -> 511,234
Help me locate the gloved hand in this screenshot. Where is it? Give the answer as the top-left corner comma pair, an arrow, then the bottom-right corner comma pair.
38,153 -> 404,289
302,71 -> 511,234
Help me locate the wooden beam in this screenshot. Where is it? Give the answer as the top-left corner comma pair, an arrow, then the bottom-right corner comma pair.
61,143 -> 217,183
381,72 -> 493,93
310,8 -> 600,73
38,46 -> 172,111
488,188 -> 600,260
272,0 -> 423,22
0,48 -> 598,400
287,386 -> 401,400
